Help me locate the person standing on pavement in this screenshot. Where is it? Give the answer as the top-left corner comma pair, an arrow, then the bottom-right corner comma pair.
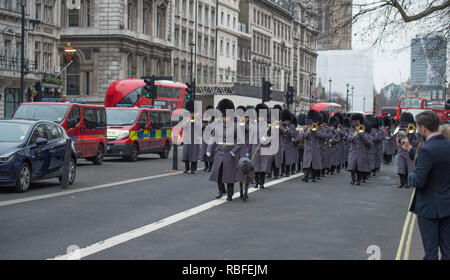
400,111 -> 450,260
396,112 -> 420,189
182,100 -> 200,174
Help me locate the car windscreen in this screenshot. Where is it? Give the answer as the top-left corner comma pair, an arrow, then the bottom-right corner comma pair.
13,104 -> 71,123
106,109 -> 140,126
0,123 -> 32,142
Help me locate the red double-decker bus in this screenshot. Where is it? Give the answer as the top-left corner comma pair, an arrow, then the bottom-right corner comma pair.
381,107 -> 397,118
396,96 -> 429,120
104,78 -> 188,111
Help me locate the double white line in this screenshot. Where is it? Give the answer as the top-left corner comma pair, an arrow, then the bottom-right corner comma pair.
395,189 -> 417,260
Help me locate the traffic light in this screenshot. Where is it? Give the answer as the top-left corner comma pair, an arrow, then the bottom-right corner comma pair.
262,79 -> 272,103
185,80 -> 195,100
286,86 -> 294,105
143,77 -> 157,99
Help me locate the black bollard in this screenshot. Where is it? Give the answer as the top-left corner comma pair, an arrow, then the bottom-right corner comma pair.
61,138 -> 72,189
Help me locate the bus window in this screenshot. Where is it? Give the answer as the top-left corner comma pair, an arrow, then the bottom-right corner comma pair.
157,87 -> 181,98
117,86 -> 143,106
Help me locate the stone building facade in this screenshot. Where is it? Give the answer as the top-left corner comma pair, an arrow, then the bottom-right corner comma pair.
0,0 -> 61,117
316,0 -> 352,51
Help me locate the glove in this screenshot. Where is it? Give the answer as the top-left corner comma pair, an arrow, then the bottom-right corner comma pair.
260,136 -> 268,143
230,151 -> 236,157
206,152 -> 211,157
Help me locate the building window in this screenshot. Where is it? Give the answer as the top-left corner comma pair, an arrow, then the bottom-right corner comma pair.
227,14 -> 230,27
67,55 -> 80,95
85,72 -> 90,96
220,40 -> 223,54
35,2 -> 41,20
221,11 -> 224,25
232,43 -> 235,58
85,0 -> 90,27
226,41 -> 229,57
127,3 -> 132,30
68,6 -> 79,27
34,41 -> 41,71
4,88 -> 21,118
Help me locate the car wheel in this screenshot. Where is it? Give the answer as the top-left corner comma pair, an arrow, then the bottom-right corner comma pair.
126,143 -> 139,162
159,142 -> 171,159
59,158 -> 77,185
91,144 -> 105,165
14,163 -> 31,193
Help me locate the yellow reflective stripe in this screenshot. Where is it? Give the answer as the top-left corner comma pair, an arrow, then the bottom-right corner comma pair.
129,130 -> 138,141
155,130 -> 162,139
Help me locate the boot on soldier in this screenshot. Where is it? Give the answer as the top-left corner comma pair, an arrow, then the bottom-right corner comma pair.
183,161 -> 190,173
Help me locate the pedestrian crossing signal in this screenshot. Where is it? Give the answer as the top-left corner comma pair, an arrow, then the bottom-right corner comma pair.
185,81 -> 195,100
143,78 -> 157,99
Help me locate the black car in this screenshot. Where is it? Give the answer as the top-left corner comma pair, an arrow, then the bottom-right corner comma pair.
0,119 -> 77,192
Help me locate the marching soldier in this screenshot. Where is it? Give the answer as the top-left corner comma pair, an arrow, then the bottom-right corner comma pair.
296,113 -> 307,173
363,116 -> 375,182
371,117 -> 384,175
278,109 -> 297,177
328,116 -> 341,175
332,113 -> 345,173
397,112 -> 420,188
290,112 -> 300,175
182,100 -> 200,174
201,105 -> 215,172
301,110 -> 326,182
382,117 -> 395,164
250,103 -> 272,189
319,111 -> 332,177
270,105 -> 283,179
208,99 -> 242,201
347,113 -> 372,185
342,116 -> 351,170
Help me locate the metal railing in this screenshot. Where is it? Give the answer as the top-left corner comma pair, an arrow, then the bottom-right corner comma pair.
0,56 -> 38,72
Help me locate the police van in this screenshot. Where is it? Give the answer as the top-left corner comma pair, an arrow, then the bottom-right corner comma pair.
105,106 -> 172,161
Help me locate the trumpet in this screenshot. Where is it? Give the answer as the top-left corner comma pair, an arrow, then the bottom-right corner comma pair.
239,117 -> 246,126
357,124 -> 365,133
311,122 -> 319,132
407,123 -> 416,134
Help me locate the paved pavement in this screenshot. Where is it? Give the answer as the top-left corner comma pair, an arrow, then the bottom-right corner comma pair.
0,149 -> 425,260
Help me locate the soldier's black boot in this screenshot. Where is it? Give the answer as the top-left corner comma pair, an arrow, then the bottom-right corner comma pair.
350,171 -> 355,185
398,174 -> 405,188
203,161 -> 208,171
302,169 -> 309,182
280,165 -> 285,177
183,161 -> 190,173
372,169 -> 377,176
254,172 -> 260,189
356,172 -> 362,185
274,168 -> 279,180
330,166 -> 335,175
362,172 -> 367,183
336,165 -> 341,173
191,162 -> 197,174
216,183 -> 226,199
259,173 -> 265,189
297,163 -> 302,173
207,162 -> 212,172
321,169 -> 325,177
311,169 -> 317,182
285,165 -> 290,177
291,164 -> 295,175
226,184 -> 234,201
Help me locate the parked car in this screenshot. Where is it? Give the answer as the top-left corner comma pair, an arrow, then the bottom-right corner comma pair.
0,119 -> 77,192
13,102 -> 107,165
106,107 -> 172,161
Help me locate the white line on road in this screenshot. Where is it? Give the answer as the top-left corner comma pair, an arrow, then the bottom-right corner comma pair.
0,172 -> 182,208
50,172 -> 303,260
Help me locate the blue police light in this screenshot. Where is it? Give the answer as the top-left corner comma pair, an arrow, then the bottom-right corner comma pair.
116,104 -> 133,107
139,105 -> 154,108
42,98 -> 61,102
69,100 -> 86,104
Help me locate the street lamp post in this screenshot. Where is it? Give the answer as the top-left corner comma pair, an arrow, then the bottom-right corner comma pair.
346,82 -> 349,112
189,41 -> 195,85
363,97 -> 366,112
351,86 -> 354,111
328,78 -> 332,103
309,73 -> 313,109
20,1 -> 25,104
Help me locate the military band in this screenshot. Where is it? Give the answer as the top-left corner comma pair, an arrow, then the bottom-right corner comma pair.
181,98 -> 412,202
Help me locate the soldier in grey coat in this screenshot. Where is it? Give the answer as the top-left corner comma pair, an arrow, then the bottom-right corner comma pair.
301,110 -> 327,182
182,100 -> 200,174
382,117 -> 395,164
332,113 -> 345,173
279,109 -> 297,177
296,114 -> 307,172
208,99 -> 242,201
397,112 -> 420,188
319,111 -> 332,177
372,117 -> 384,175
342,117 -> 351,170
363,118 -> 375,183
251,103 -> 272,189
328,116 -> 341,175
347,113 -> 372,185
269,105 -> 283,179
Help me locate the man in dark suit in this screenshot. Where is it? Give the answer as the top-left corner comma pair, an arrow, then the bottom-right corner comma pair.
400,111 -> 450,260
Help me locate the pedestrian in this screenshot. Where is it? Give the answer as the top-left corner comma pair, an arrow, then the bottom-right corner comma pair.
208,99 -> 242,201
182,100 -> 200,174
439,124 -> 450,139
396,112 -> 420,189
400,110 -> 450,260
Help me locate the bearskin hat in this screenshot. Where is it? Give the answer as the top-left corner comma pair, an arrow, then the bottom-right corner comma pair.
320,111 -> 329,125
255,103 -> 268,118
400,112 -> 415,126
343,117 -> 351,128
297,113 -> 306,126
205,105 -> 214,111
236,105 -> 246,112
272,104 -> 282,120
333,112 -> 344,125
306,110 -> 322,124
245,105 -> 254,111
281,109 -> 292,122
383,117 -> 392,128
185,100 -> 195,113
329,116 -> 339,128
216,98 -> 235,115
351,113 -> 365,127
291,112 -> 298,126
365,114 -> 374,123
372,117 -> 381,129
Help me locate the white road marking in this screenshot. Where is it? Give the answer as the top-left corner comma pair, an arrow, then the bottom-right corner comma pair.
50,173 -> 303,260
0,172 -> 182,208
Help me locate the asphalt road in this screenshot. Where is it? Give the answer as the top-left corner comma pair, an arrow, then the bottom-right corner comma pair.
0,148 -> 425,260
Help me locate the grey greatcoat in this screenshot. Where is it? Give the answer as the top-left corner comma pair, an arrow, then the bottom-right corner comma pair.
302,127 -> 328,170
319,126 -> 332,169
279,123 -> 297,166
342,128 -> 350,164
273,127 -> 284,168
365,133 -> 376,171
182,121 -> 201,162
382,129 -> 395,156
250,125 -> 272,173
329,129 -> 341,166
397,133 -> 419,175
208,121 -> 243,184
235,157 -> 255,184
347,130 -> 372,172
372,129 -> 384,169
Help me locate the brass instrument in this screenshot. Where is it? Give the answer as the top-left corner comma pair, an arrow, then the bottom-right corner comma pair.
407,123 -> 416,134
393,125 -> 400,135
239,117 -> 246,126
357,124 -> 365,133
311,122 -> 318,132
